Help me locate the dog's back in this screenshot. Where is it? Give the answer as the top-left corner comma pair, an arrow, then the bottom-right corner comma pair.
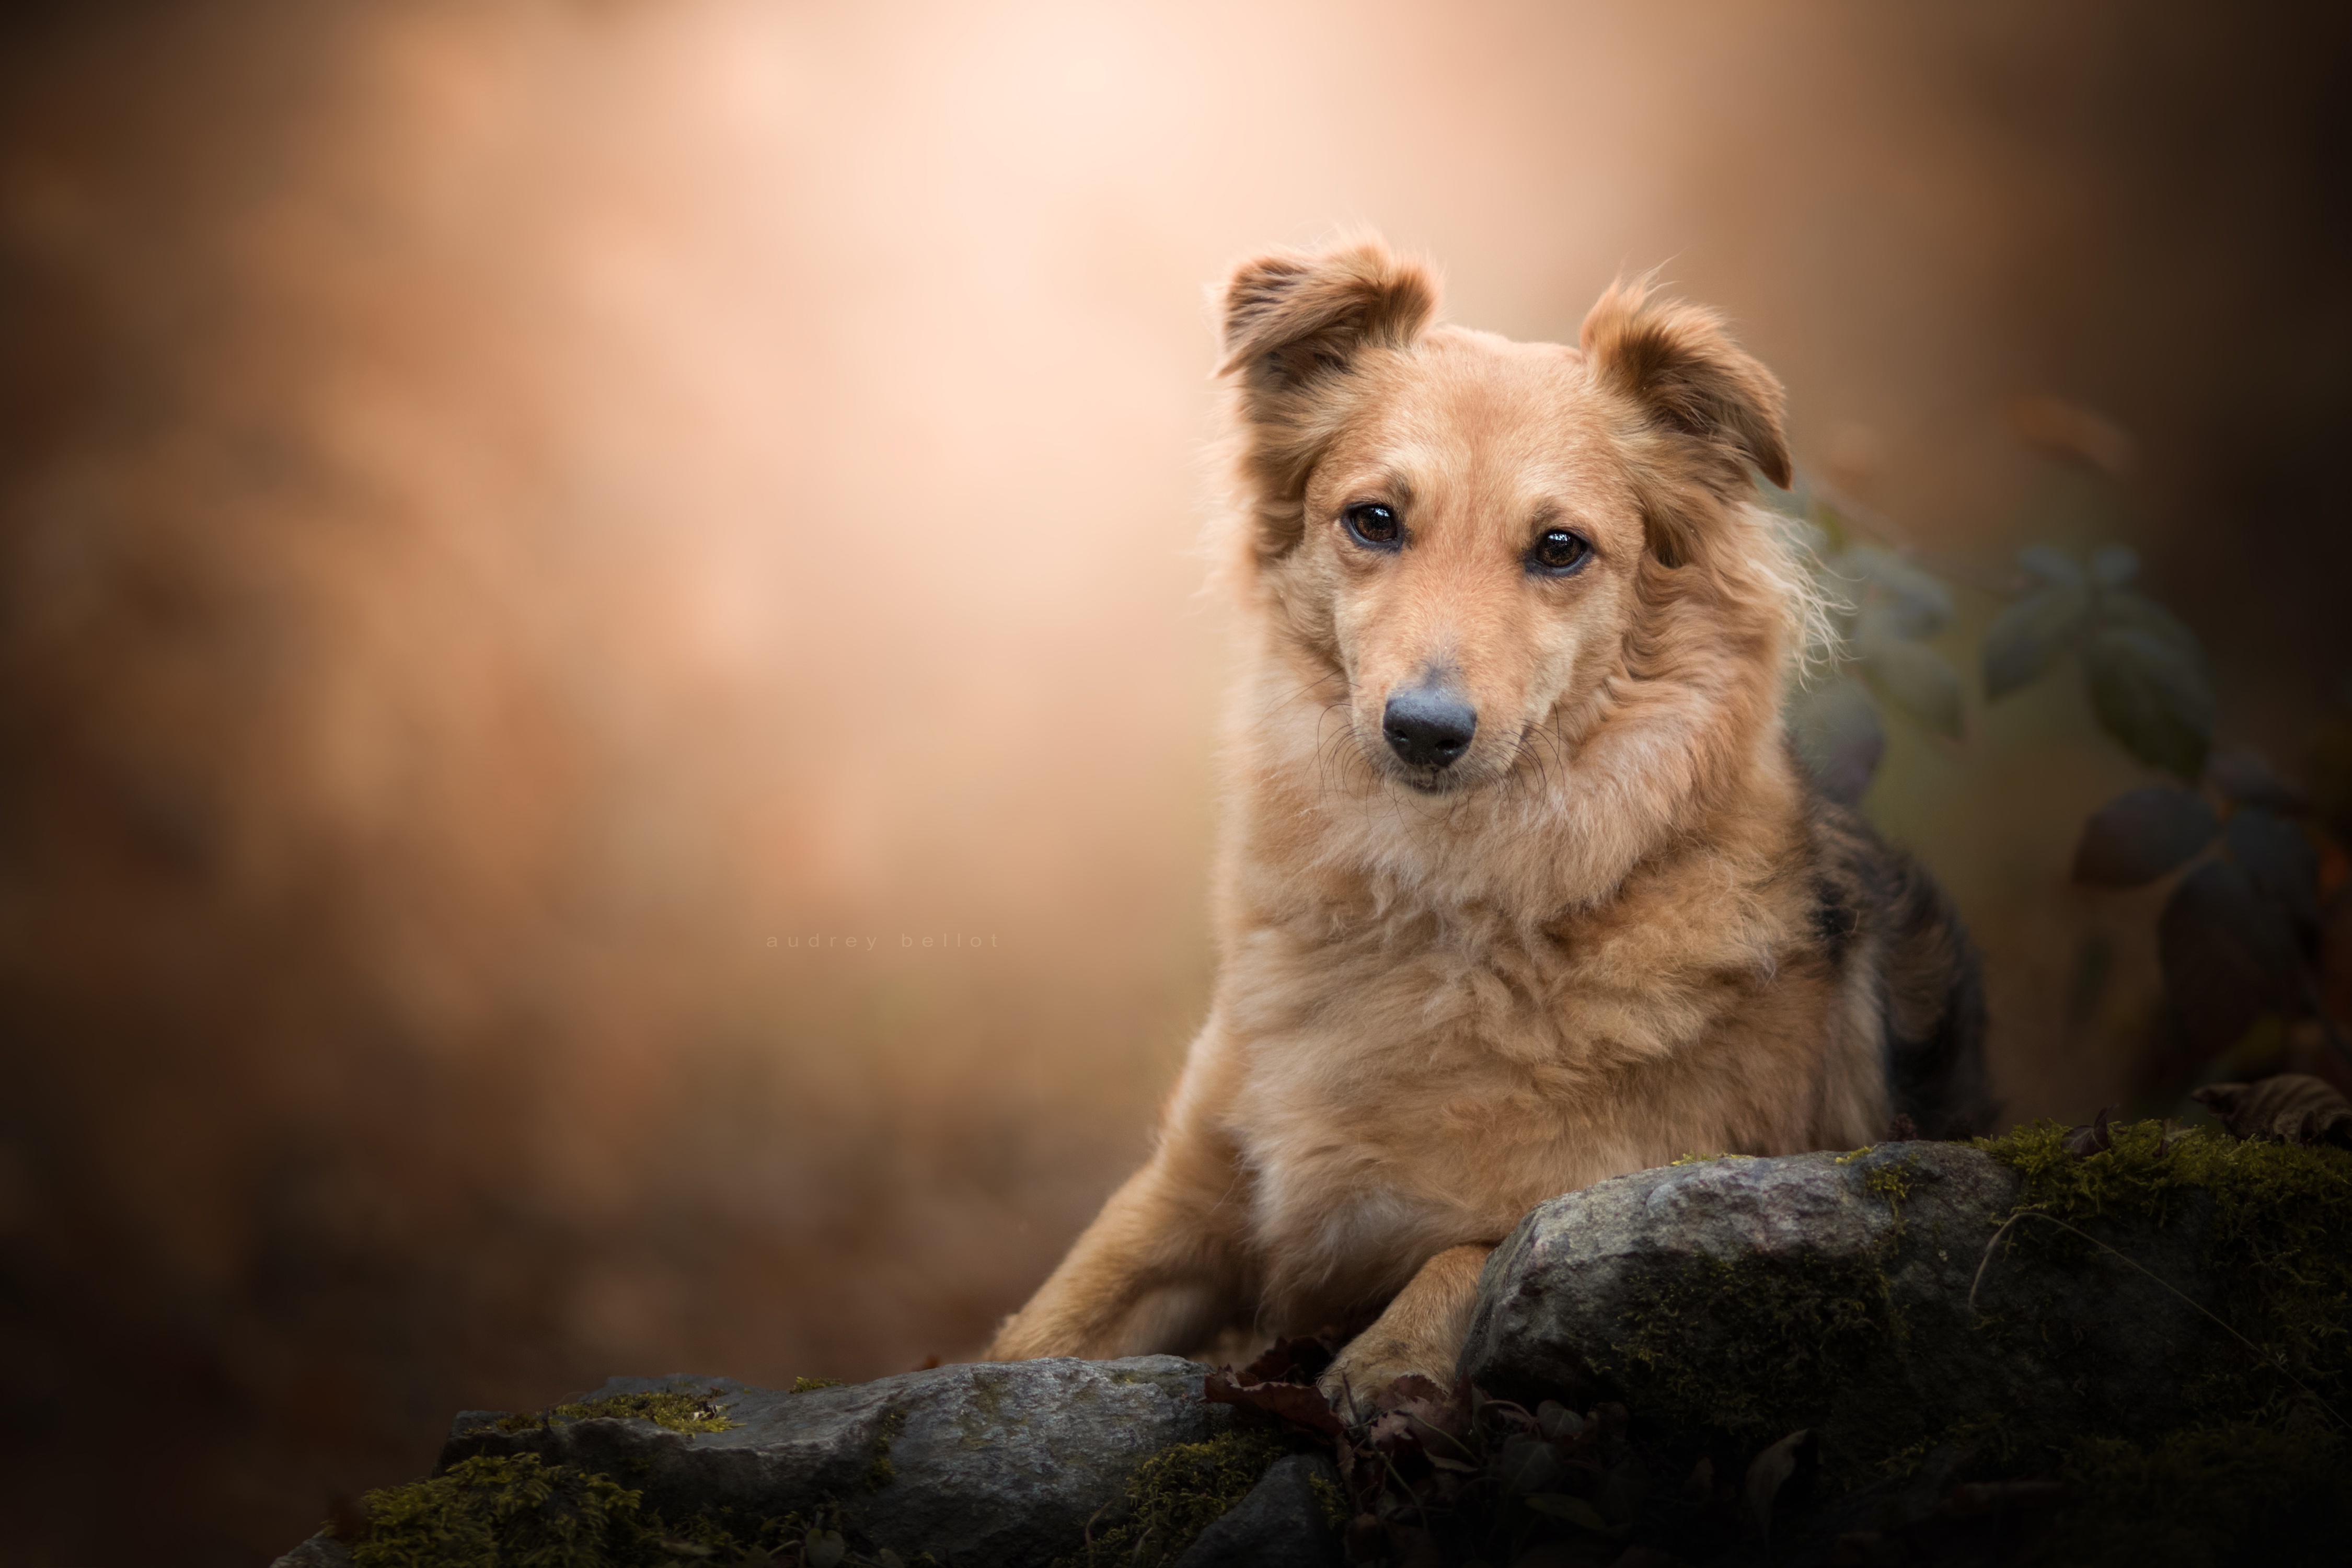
1805,780 -> 1994,1139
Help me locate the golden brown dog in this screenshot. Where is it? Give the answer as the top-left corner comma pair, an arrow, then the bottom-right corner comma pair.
987,237 -> 1990,1405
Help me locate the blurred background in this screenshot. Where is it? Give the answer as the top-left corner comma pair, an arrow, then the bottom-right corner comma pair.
2,0 -> 2346,1560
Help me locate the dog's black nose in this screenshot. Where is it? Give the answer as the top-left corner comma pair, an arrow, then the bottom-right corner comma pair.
1382,688 -> 1478,769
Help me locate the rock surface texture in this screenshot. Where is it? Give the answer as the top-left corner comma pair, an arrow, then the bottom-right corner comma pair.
454,1357 -> 1223,1564
277,1126 -> 2350,1566
1460,1140 -> 2232,1466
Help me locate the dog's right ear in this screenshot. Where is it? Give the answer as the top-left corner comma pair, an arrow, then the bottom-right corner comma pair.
1216,240 -> 1437,562
1217,241 -> 1438,385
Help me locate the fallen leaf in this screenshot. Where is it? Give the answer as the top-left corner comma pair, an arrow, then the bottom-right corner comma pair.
1744,1430 -> 1814,1541
2063,1105 -> 2117,1157
2193,1075 -> 2352,1147
1201,1369 -> 1345,1437
1494,1434 -> 1560,1495
1238,1334 -> 1334,1386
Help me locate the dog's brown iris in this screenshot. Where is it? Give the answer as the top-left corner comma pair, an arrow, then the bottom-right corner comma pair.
1531,528 -> 1592,574
1343,502 -> 1401,549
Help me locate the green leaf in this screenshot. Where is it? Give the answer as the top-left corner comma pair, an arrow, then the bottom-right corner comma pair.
1786,677 -> 1884,806
1494,1434 -> 1560,1495
1857,606 -> 1964,738
2096,586 -> 2201,661
2017,544 -> 2087,587
2082,626 -> 2213,779
2223,808 -> 2320,927
1837,545 -> 1954,638
805,1528 -> 847,1568
2090,543 -> 2140,586
1982,581 -> 2090,698
2071,786 -> 2218,887
1524,1493 -> 1611,1531
2159,861 -> 2302,1062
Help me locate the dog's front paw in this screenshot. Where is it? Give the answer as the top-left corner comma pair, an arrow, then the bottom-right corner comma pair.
1315,1335 -> 1454,1422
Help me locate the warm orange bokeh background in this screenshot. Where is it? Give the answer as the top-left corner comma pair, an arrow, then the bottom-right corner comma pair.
3,2 -> 2346,1561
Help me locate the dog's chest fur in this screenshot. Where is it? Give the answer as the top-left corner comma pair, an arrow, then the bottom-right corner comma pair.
1208,854 -> 1807,1324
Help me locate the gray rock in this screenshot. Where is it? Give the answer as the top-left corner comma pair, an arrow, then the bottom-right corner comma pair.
1458,1142 -> 2228,1469
1170,1451 -> 1344,1568
269,1538 -> 353,1568
438,1355 -> 1230,1567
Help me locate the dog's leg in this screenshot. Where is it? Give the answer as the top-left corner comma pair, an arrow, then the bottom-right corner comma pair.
1316,1243 -> 1493,1412
985,1127 -> 1247,1362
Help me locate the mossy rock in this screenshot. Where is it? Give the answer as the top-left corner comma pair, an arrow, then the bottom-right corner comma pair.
385,1358 -> 1228,1568
1460,1131 -> 2351,1482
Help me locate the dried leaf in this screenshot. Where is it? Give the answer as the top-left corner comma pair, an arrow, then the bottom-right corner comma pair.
2159,862 -> 2303,1060
1201,1369 -> 1345,1437
1237,1334 -> 1334,1387
1744,1430 -> 1814,1541
2063,1104 -> 2117,1157
1787,675 -> 1885,805
2071,786 -> 2218,887
2083,625 -> 2213,780
1983,581 -> 2090,698
2192,1076 -> 2352,1147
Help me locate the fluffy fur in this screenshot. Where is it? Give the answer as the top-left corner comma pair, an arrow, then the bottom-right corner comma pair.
987,237 -> 1991,1403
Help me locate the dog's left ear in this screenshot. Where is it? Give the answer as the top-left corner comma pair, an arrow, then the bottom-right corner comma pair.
1216,239 -> 1438,562
1581,283 -> 1792,497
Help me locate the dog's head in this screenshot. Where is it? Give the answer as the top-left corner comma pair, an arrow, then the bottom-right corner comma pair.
1217,238 -> 1794,800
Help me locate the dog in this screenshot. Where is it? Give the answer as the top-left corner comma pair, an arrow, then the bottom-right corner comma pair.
986,237 -> 1991,1406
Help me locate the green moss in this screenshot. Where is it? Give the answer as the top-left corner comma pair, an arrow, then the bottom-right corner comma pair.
343,1454 -> 881,1567
792,1376 -> 846,1393
1974,1119 -> 2352,1423
351,1454 -> 675,1568
866,1408 -> 906,1490
1307,1472 -> 1346,1531
492,1387 -> 738,1437
1607,1245 -> 1899,1442
1863,1155 -> 1917,1224
1048,1429 -> 1290,1568
551,1389 -> 738,1435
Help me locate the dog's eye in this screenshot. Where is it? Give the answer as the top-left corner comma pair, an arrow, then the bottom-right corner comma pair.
1342,503 -> 1402,550
1529,528 -> 1593,575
